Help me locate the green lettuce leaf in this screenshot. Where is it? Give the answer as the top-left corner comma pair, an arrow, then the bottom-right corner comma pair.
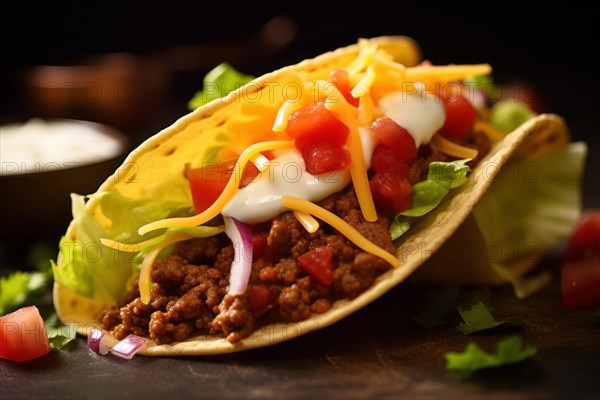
445,336 -> 537,377
52,185 -> 197,304
188,63 -> 255,110
457,302 -> 524,335
401,159 -> 471,217
389,215 -> 410,241
473,143 -> 587,266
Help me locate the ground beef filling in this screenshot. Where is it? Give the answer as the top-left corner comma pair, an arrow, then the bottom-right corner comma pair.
100,186 -> 395,344
100,138 -> 490,344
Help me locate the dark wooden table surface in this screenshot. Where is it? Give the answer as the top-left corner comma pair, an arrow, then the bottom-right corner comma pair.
2,276 -> 599,400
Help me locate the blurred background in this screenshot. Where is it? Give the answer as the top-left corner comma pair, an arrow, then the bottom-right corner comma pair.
1,1 -> 598,270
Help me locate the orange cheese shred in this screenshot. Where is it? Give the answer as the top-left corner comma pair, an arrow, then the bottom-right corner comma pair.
138,140 -> 295,236
430,134 -> 479,159
282,196 -> 398,268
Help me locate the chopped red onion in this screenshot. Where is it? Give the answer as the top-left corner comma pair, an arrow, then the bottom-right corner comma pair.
87,328 -> 112,355
109,334 -> 147,360
224,216 -> 253,295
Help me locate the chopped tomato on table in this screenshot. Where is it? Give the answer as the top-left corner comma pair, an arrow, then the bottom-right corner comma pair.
0,306 -> 51,362
561,212 -> 600,309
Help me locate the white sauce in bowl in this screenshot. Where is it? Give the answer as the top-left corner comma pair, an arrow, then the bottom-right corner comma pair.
0,119 -> 124,175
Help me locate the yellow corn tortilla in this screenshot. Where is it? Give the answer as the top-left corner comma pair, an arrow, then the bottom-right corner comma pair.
53,36 -> 573,356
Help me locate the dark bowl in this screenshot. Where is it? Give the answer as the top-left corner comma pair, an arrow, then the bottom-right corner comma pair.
0,119 -> 129,239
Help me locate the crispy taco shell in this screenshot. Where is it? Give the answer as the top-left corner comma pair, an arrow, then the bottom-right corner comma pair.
53,36 -> 576,355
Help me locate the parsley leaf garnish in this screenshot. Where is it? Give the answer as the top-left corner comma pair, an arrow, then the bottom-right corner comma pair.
444,336 -> 537,377
44,313 -> 77,351
457,302 -> 525,335
188,63 -> 255,110
0,271 -> 50,315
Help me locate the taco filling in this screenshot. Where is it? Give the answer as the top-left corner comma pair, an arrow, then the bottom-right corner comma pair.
55,39 -> 512,345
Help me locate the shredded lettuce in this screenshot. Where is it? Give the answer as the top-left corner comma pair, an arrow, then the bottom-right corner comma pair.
52,186 -> 198,304
457,302 -> 524,335
445,336 -> 537,377
401,159 -> 470,218
188,63 -> 255,110
390,159 -> 471,239
389,215 -> 410,241
473,143 -> 587,265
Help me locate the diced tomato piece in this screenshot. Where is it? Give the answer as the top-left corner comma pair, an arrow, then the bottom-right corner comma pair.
561,255 -> 600,309
188,172 -> 228,215
370,145 -> 410,175
298,246 -> 334,285
561,212 -> 600,309
246,284 -> 279,316
0,306 -> 51,362
301,141 -> 351,175
563,212 -> 600,262
369,117 -> 417,162
438,88 -> 478,142
252,231 -> 284,263
369,172 -> 413,213
287,103 -> 349,149
188,160 -> 261,214
329,69 -> 359,107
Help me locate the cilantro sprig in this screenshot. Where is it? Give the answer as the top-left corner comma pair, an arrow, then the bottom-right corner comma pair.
445,336 -> 537,377
457,302 -> 525,335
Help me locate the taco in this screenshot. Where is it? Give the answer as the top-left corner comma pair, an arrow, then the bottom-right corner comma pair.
52,36 -> 586,356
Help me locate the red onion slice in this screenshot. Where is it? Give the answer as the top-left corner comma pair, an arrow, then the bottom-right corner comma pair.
109,334 -> 147,360
224,216 -> 253,295
87,328 -> 111,355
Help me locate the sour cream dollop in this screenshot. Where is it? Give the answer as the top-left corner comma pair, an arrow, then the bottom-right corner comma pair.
222,127 -> 375,224
378,90 -> 446,147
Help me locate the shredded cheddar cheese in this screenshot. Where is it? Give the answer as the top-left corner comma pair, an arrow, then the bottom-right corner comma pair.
325,91 -> 378,222
250,153 -> 271,172
139,233 -> 194,304
282,196 -> 399,268
293,210 -> 320,233
473,120 -> 505,142
351,65 -> 377,98
430,134 -> 479,159
272,72 -> 316,132
100,237 -> 160,253
138,140 -> 295,236
404,64 -> 492,82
